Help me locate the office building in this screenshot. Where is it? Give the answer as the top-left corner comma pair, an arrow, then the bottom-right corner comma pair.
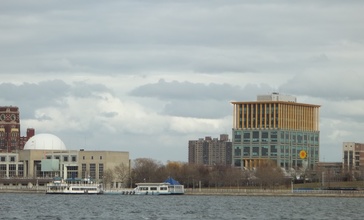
188,134 -> 232,166
232,93 -> 320,171
343,142 -> 364,172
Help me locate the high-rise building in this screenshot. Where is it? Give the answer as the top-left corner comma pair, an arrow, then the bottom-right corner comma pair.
188,134 -> 232,166
0,106 -> 20,152
343,142 -> 364,172
232,93 -> 320,171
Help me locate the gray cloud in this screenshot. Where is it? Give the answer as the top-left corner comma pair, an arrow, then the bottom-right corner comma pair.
0,80 -> 112,119
1,1 -> 364,162
2,1 -> 363,75
130,79 -> 273,101
279,72 -> 364,101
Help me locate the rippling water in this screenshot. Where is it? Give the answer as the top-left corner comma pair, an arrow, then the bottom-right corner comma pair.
0,193 -> 362,220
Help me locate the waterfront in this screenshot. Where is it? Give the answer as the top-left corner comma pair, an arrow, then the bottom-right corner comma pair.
0,193 -> 363,219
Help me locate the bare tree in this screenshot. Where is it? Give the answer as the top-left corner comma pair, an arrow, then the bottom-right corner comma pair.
132,158 -> 164,183
103,169 -> 114,189
255,161 -> 285,189
114,162 -> 129,187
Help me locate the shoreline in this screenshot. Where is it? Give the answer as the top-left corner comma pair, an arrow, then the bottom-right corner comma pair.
2,188 -> 364,197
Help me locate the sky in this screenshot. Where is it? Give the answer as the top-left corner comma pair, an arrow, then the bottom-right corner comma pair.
1,0 -> 364,163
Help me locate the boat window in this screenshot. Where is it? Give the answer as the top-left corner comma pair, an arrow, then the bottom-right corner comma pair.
150,187 -> 157,190
160,187 -> 167,190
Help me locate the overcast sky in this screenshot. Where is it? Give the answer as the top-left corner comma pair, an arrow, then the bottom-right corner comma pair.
1,0 -> 363,163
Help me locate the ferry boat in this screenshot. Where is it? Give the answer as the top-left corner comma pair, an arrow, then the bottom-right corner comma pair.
132,177 -> 184,195
46,177 -> 103,194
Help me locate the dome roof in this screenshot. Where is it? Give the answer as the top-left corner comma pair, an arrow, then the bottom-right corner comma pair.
24,133 -> 67,150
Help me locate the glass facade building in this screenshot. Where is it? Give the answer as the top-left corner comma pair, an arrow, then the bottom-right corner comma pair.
232,94 -> 320,171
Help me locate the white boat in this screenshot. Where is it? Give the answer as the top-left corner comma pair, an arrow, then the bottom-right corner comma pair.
133,177 -> 184,195
46,177 -> 103,194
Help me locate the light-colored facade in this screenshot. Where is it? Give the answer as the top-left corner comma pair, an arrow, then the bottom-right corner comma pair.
0,133 -> 130,188
188,134 -> 232,166
343,142 -> 364,171
232,93 -> 320,171
1,150 -> 129,181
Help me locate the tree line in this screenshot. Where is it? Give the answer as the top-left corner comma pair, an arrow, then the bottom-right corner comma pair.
102,158 -> 290,189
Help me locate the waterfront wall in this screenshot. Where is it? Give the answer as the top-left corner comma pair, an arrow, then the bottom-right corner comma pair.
185,188 -> 364,197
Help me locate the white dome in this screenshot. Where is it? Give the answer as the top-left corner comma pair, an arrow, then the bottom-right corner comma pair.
24,133 -> 67,150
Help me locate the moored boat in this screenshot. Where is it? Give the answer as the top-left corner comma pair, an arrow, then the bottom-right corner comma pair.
46,177 -> 103,194
133,177 -> 184,195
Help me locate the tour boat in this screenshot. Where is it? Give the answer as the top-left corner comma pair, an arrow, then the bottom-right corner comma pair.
132,177 -> 184,195
46,177 -> 103,194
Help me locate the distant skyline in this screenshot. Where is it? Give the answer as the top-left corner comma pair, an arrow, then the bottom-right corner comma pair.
1,1 -> 364,163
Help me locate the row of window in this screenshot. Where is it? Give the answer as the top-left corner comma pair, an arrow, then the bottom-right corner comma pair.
0,164 -> 24,177
44,155 -> 104,162
234,130 -> 319,144
0,156 -> 16,162
81,163 -> 104,180
234,145 -> 319,158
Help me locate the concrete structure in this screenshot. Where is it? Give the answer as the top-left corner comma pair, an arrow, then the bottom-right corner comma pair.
188,134 -> 232,166
0,133 -> 129,187
232,93 -> 320,172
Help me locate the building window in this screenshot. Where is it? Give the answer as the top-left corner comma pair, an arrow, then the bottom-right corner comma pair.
262,146 -> 269,156
252,131 -> 259,142
270,132 -> 277,143
18,164 -> 24,177
67,166 -> 78,179
252,146 -> 259,156
81,164 -> 86,178
71,156 -> 77,162
10,156 -> 15,162
63,156 -> 68,162
234,133 -> 241,142
0,164 -> 6,177
89,164 -> 96,179
83,156 -> 85,160
243,147 -> 250,156
262,132 -> 268,143
234,146 -> 241,157
55,156 -> 60,160
243,132 -> 251,143
9,164 -> 16,177
234,159 -> 241,167
46,156 -> 52,159
270,145 -> 277,156
99,164 -> 103,181
91,156 -> 94,160
0,156 -> 5,162
100,156 -> 103,160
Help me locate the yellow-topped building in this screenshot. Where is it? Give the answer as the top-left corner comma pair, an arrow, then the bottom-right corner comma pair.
232,93 -> 320,171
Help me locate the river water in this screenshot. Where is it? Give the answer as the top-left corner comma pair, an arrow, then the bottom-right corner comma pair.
0,193 -> 362,219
